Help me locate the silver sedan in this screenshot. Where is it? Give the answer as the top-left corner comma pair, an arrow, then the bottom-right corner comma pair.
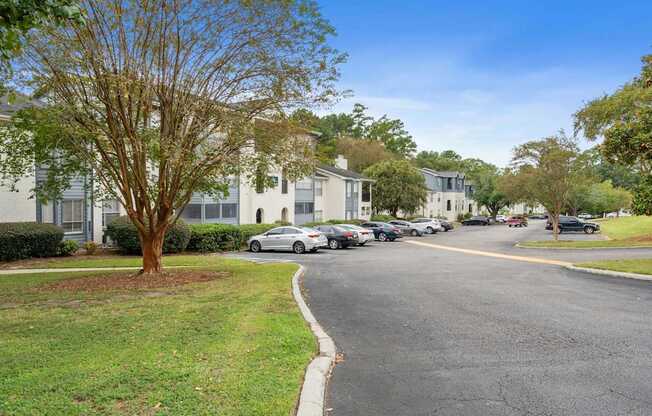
248,226 -> 328,254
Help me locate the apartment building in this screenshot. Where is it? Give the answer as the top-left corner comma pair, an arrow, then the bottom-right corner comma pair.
419,168 -> 479,221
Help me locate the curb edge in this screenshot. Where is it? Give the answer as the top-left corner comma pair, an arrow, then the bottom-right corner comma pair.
292,265 -> 336,416
564,265 -> 652,282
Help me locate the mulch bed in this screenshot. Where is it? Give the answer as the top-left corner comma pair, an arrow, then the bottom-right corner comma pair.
39,270 -> 229,293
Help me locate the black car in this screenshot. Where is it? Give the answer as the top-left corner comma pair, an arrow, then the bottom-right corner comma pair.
439,220 -> 454,232
314,225 -> 358,249
462,216 -> 490,226
360,222 -> 403,242
545,216 -> 600,234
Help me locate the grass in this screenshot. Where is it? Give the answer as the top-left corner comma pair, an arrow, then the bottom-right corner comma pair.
0,258 -> 314,415
0,254 -> 228,270
519,216 -> 652,249
576,258 -> 652,276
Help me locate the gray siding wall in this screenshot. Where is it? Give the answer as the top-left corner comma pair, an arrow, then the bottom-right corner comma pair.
36,167 -> 92,243
422,172 -> 443,192
344,180 -> 358,219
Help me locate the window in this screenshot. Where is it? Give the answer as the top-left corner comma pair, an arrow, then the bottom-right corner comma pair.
283,227 -> 299,235
62,199 -> 84,233
346,182 -> 352,198
205,204 -> 220,220
362,182 -> 370,202
446,200 -> 452,211
282,177 -> 288,194
469,204 -> 473,213
41,201 -> 54,223
315,180 -> 323,196
296,177 -> 312,190
295,202 -> 314,215
221,203 -> 237,218
181,204 -> 202,222
102,199 -> 120,227
269,176 -> 278,188
447,178 -> 453,190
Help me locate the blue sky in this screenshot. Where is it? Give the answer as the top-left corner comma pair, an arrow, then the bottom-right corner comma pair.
317,0 -> 652,166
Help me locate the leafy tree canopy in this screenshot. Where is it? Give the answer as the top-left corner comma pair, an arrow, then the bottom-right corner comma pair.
363,159 -> 427,217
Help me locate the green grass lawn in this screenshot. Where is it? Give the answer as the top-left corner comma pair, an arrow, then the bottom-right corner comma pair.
519,216 -> 652,249
0,258 -> 314,415
576,258 -> 652,276
0,254 -> 230,270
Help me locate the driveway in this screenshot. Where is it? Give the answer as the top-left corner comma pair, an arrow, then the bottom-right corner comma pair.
236,223 -> 652,415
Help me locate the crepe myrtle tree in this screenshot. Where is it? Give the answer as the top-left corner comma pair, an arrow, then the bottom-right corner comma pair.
500,133 -> 587,240
1,0 -> 345,273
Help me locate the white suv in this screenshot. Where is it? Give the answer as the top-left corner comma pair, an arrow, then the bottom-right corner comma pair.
411,218 -> 443,234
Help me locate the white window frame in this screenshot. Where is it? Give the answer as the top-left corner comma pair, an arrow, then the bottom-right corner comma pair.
102,199 -> 121,228
62,199 -> 84,234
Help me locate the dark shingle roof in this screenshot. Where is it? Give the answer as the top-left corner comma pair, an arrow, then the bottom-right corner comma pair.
421,168 -> 465,178
317,164 -> 370,180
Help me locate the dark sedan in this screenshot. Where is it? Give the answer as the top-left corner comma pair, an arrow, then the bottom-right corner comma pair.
462,216 -> 490,226
360,222 -> 403,242
546,216 -> 601,234
314,225 -> 358,249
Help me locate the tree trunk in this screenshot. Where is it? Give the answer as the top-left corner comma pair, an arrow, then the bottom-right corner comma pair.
140,231 -> 165,274
551,214 -> 560,241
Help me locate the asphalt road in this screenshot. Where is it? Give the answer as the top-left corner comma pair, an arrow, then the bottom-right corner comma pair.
236,222 -> 652,415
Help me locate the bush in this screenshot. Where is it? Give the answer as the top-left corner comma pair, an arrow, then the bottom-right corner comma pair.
0,222 -> 64,261
83,241 -> 98,255
370,214 -> 396,222
188,223 -> 278,253
58,240 -> 79,256
105,216 -> 191,254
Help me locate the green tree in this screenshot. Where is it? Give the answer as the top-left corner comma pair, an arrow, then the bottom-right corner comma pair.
632,176 -> 652,215
502,134 -> 585,240
2,0 -> 344,273
586,181 -> 632,216
575,54 -> 652,210
335,136 -> 394,172
364,160 -> 427,217
467,166 -> 510,220
365,116 -> 416,157
414,150 -> 463,171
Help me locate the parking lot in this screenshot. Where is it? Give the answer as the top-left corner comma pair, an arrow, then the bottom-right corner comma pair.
235,221 -> 652,415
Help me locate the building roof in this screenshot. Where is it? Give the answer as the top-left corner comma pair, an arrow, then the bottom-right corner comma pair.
316,164 -> 372,181
420,168 -> 465,178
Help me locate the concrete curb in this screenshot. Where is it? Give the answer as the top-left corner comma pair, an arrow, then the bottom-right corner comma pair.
292,265 -> 336,416
565,265 -> 652,282
514,243 -> 652,250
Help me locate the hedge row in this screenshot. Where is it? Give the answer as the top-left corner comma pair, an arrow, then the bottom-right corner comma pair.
105,216 -> 191,255
0,222 -> 65,261
188,223 -> 278,252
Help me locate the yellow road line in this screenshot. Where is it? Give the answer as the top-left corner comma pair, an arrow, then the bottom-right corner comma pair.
406,240 -> 571,267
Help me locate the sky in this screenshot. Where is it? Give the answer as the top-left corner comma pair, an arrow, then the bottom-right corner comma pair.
316,0 -> 652,166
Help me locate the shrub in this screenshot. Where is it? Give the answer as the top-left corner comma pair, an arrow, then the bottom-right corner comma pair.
58,240 -> 79,256
105,216 -> 191,254
370,214 -> 395,222
0,222 -> 64,261
83,241 -> 98,255
188,223 -> 278,253
274,220 -> 292,226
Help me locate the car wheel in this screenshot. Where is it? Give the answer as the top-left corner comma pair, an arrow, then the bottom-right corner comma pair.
426,226 -> 433,234
328,239 -> 340,249
508,224 -> 512,228
293,241 -> 306,254
250,240 -> 261,253
584,226 -> 595,234
378,232 -> 388,242
411,229 -> 418,236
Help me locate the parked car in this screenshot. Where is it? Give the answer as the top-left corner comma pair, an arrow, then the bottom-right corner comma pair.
545,216 -> 601,234
360,222 -> 403,242
336,224 -> 374,246
439,220 -> 454,232
529,214 -> 546,220
606,210 -> 632,218
462,216 -> 490,226
314,225 -> 358,249
411,218 -> 442,234
507,216 -> 528,227
388,220 -> 424,236
496,214 -> 507,223
248,226 -> 328,254
578,213 -> 593,220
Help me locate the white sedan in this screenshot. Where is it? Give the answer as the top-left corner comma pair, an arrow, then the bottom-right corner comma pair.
336,224 -> 374,245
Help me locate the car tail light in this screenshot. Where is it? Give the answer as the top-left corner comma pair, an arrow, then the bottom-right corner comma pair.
393,228 -> 400,233
344,231 -> 353,237
307,233 -> 320,238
